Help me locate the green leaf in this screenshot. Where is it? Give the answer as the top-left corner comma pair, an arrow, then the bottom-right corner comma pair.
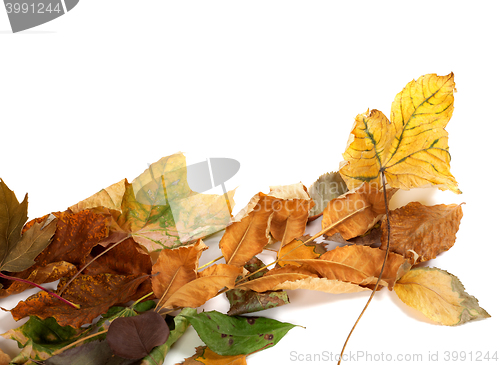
0,316 -> 87,362
140,307 -> 195,365
226,257 -> 289,316
307,172 -> 348,220
182,310 -> 299,356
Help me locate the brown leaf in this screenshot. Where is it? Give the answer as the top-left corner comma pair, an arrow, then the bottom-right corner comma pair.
0,348 -> 11,365
0,210 -> 109,297
10,273 -> 149,328
219,194 -> 274,267
321,183 -> 395,240
289,245 -> 409,289
268,197 -> 314,247
277,235 -> 326,267
159,264 -> 241,310
380,202 -> 464,264
152,239 -> 207,307
236,266 -> 318,292
177,346 -> 247,365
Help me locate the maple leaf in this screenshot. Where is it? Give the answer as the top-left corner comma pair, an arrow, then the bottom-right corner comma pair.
395,267 -> 490,325
72,153 -> 235,252
321,182 -> 397,240
0,180 -> 57,278
10,273 -> 149,328
178,346 -> 248,365
339,73 -> 461,194
380,202 -> 464,263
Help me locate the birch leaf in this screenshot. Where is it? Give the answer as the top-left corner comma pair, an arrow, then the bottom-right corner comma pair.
340,73 -> 461,194
395,267 -> 490,325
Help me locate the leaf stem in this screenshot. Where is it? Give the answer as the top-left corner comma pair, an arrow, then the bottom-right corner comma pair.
0,271 -> 80,309
337,171 -> 391,365
50,329 -> 108,357
57,235 -> 131,296
197,255 -> 224,271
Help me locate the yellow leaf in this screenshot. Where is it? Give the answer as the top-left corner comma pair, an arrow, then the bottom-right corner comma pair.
68,179 -> 126,213
177,346 -> 247,365
151,239 -> 208,307
0,348 -> 11,365
395,267 -> 490,326
340,73 -> 461,194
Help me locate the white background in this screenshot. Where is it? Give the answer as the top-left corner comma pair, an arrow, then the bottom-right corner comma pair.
1,1 -> 499,364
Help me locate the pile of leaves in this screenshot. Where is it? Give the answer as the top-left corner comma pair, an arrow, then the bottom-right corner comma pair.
0,73 -> 490,365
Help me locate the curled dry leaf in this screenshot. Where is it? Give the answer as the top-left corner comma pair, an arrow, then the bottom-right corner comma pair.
395,267 -> 490,326
152,239 -> 207,308
340,73 -> 460,194
159,264 -> 242,310
321,183 -> 395,240
106,311 -> 170,359
276,235 -> 326,267
177,346 -> 248,365
380,202 -> 464,264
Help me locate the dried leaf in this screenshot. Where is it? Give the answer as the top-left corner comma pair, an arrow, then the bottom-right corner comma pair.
219,194 -> 274,267
159,264 -> 241,310
68,179 -> 127,213
226,257 -> 289,316
181,310 -> 298,356
237,266 -> 369,295
289,245 -> 409,289
308,172 -> 348,221
340,73 -> 461,194
178,346 -> 247,365
107,311 -> 170,359
395,267 -> 490,325
0,349 -> 10,365
321,183 -> 395,240
0,180 -> 56,277
10,273 -> 149,328
277,235 -> 326,267
380,202 -> 464,263
152,239 -> 207,308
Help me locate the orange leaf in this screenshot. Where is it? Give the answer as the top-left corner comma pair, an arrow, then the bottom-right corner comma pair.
159,264 -> 242,310
380,202 -> 464,264
289,245 -> 409,289
177,346 -> 247,365
219,194 -> 274,267
152,239 -> 207,307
